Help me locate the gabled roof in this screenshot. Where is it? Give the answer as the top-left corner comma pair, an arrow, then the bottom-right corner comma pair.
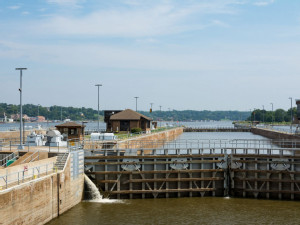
109,109 -> 152,121
55,121 -> 85,128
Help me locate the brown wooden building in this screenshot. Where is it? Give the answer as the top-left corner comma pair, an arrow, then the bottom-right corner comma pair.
107,109 -> 152,132
55,121 -> 85,141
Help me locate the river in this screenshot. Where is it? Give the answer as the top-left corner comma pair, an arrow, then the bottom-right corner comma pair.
47,197 -> 300,225
46,121 -> 300,225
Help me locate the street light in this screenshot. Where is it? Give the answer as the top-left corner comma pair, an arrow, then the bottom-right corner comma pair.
159,106 -> 162,127
16,68 -> 27,150
289,97 -> 293,133
37,104 -> 41,126
95,84 -> 102,133
262,105 -> 265,124
134,97 -> 139,112
150,103 -> 154,113
270,103 -> 274,125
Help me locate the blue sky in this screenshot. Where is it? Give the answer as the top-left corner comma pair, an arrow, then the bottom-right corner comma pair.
0,0 -> 299,111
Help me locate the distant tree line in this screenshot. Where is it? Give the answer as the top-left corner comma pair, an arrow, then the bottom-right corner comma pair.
247,108 -> 297,123
0,103 -> 99,121
0,103 -> 252,121
4,103 -> 294,122
140,110 -> 250,121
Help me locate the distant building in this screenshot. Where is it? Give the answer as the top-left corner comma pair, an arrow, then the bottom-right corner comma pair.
55,121 -> 86,141
10,114 -> 30,121
30,116 -> 46,122
107,109 -> 152,132
104,110 -> 122,132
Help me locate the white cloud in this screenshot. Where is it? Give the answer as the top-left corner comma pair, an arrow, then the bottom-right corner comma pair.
253,0 -> 275,6
29,1 -> 238,38
46,0 -> 85,6
8,5 -> 21,10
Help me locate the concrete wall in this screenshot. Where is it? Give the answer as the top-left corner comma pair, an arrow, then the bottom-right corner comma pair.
0,129 -> 47,140
251,127 -> 300,140
117,127 -> 184,149
0,153 -> 84,225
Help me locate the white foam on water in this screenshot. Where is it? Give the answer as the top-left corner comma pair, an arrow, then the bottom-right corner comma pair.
84,174 -> 102,201
84,174 -> 125,203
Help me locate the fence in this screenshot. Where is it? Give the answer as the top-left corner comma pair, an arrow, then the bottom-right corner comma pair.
81,139 -> 300,157
0,162 -> 55,190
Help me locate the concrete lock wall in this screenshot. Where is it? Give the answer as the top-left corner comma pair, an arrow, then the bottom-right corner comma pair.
0,154 -> 84,225
117,127 -> 184,149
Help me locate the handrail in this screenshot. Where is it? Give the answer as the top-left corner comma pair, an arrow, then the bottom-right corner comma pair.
20,149 -> 40,164
1,152 -> 20,168
0,162 -> 55,190
0,150 -> 19,165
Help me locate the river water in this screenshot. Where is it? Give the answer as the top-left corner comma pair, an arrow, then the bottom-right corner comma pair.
47,122 -> 300,225
47,197 -> 300,225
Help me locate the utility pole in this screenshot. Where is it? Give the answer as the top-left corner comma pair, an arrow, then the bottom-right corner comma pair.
262,105 -> 265,124
150,103 -> 154,113
95,84 -> 102,132
270,103 -> 274,125
37,104 -> 41,126
16,68 -> 27,150
289,97 -> 293,133
159,106 -> 162,127
134,97 -> 139,112
61,106 -> 63,121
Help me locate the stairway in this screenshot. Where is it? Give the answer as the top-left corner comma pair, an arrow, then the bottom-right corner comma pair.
54,153 -> 69,170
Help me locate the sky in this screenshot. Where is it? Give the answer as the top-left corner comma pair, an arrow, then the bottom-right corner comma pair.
0,0 -> 299,112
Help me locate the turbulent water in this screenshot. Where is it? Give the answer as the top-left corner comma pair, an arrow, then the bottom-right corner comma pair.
84,174 -> 103,201
47,122 -> 300,225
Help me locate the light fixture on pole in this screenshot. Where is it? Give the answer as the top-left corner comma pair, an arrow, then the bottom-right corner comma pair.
159,106 -> 162,127
134,97 -> 139,112
95,84 -> 102,133
150,103 -> 154,113
37,104 -> 41,126
262,105 -> 265,124
270,103 -> 274,125
16,68 -> 27,150
289,97 -> 293,133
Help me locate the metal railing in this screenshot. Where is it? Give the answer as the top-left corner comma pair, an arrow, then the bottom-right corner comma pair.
0,140 -> 69,153
81,139 -> 300,156
0,162 -> 55,190
0,151 -> 19,167
19,149 -> 40,164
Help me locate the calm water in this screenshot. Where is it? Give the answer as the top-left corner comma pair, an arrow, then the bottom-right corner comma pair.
47,123 -> 300,225
47,197 -> 300,225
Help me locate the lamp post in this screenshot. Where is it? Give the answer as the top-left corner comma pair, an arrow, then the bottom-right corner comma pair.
134,97 -> 139,112
16,68 -> 27,150
262,105 -> 265,124
95,84 -> 102,133
37,104 -> 41,126
270,103 -> 274,125
159,106 -> 162,127
289,97 -> 293,133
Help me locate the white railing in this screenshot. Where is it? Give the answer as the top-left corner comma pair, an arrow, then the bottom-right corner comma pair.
0,162 -> 55,190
